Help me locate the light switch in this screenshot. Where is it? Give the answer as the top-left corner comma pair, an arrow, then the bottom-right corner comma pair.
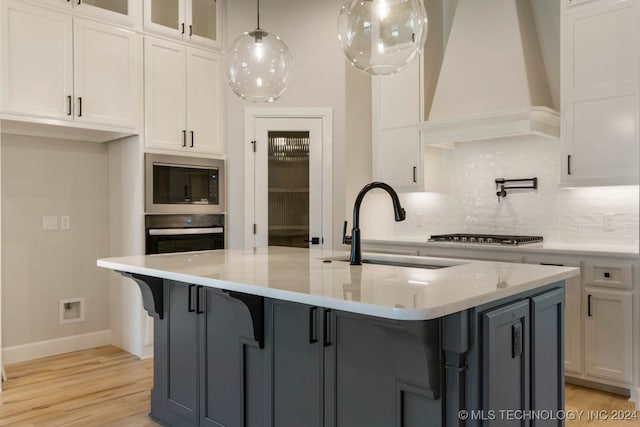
42,216 -> 58,230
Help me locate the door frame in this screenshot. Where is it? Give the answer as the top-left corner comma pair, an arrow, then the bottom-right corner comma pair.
244,108 -> 333,249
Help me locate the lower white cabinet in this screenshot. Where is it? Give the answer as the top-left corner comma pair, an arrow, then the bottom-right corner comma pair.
563,273 -> 583,375
584,288 -> 633,383
524,257 -> 583,375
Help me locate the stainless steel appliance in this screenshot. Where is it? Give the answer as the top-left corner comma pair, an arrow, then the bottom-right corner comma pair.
145,153 -> 225,215
145,214 -> 224,254
428,234 -> 543,246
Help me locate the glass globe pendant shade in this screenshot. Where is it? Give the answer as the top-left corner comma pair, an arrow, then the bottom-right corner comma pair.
225,29 -> 293,103
337,0 -> 428,75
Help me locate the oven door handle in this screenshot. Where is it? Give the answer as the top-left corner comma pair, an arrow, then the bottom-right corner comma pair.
148,227 -> 224,236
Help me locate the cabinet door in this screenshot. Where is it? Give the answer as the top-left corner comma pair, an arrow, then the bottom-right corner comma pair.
373,126 -> 423,190
144,37 -> 187,151
165,282 -> 199,424
563,274 -> 582,375
187,0 -> 222,49
29,0 -> 138,27
524,258 -> 582,375
482,300 -> 530,426
144,0 -> 187,40
373,57 -> 421,129
584,288 -> 633,383
186,48 -> 223,155
327,312 -> 441,427
200,289 -> 266,427
268,300 -> 323,427
561,0 -> 639,185
1,0 -> 73,120
75,0 -> 138,28
74,19 -> 141,129
531,288 -> 564,426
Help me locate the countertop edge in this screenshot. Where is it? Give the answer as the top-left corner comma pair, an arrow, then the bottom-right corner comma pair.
98,258 -> 579,321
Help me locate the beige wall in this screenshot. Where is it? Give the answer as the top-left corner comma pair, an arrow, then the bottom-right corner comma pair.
1,134 -> 110,347
225,0 -> 372,249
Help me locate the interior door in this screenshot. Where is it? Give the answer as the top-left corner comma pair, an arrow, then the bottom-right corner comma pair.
253,117 -> 323,249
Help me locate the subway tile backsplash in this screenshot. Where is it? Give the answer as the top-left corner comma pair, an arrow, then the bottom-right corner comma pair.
386,138 -> 639,246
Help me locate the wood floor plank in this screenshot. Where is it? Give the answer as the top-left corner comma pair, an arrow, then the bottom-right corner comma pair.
0,346 -> 159,427
1,346 -> 637,426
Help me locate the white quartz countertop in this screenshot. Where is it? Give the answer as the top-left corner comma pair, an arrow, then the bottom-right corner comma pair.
363,238 -> 639,258
97,247 -> 579,321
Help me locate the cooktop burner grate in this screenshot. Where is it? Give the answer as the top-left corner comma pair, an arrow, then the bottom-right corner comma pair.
428,234 -> 543,246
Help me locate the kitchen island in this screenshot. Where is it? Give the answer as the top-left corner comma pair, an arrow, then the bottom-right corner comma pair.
98,247 -> 579,427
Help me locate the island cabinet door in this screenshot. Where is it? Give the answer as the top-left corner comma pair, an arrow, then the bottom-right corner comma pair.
199,288 -> 266,427
324,311 -> 442,427
164,281 -> 199,425
530,288 -> 565,427
482,300 -> 530,427
266,300 -> 324,427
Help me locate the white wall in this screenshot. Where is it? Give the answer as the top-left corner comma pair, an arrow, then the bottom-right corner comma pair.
361,138 -> 639,246
225,0 -> 371,249
1,135 -> 111,351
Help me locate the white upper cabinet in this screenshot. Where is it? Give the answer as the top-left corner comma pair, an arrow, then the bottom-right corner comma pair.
372,58 -> 422,191
1,0 -> 141,129
561,0 -> 640,186
30,0 -> 140,28
74,19 -> 141,128
145,37 -> 223,155
373,58 -> 421,130
371,56 -> 442,192
1,2 -> 73,120
144,0 -> 222,50
373,126 -> 423,190
186,48 -> 223,155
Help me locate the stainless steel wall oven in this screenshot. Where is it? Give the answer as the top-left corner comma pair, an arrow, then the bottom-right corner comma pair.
145,214 -> 224,255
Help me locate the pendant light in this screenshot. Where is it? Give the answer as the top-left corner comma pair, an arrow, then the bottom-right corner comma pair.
225,0 -> 292,103
337,0 -> 428,76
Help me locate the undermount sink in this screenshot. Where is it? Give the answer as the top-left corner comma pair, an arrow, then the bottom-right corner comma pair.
326,253 -> 467,270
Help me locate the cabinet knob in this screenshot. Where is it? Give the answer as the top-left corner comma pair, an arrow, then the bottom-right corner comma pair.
604,272 -> 611,278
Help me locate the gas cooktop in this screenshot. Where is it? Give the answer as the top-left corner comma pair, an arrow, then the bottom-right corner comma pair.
428,234 -> 543,246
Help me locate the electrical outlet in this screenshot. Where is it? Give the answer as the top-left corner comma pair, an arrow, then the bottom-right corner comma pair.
61,216 -> 70,230
603,213 -> 615,231
42,216 -> 58,230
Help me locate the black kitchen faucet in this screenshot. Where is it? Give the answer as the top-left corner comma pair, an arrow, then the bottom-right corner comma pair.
343,182 -> 406,265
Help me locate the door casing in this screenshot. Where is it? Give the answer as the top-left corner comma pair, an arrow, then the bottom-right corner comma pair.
244,108 -> 333,249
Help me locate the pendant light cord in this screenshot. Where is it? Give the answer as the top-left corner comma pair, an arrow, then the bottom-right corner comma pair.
256,0 -> 261,29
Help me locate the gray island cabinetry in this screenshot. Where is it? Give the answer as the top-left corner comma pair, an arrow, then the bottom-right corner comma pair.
98,247 -> 578,427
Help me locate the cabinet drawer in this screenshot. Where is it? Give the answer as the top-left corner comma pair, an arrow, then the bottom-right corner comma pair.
583,262 -> 632,289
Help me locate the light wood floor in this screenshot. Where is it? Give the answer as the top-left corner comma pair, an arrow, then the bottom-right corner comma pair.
0,346 -> 637,426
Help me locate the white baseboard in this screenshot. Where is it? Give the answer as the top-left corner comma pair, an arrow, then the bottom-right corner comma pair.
634,387 -> 640,410
2,330 -> 111,365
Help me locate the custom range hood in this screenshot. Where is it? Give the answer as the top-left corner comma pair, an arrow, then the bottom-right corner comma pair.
420,0 -> 560,145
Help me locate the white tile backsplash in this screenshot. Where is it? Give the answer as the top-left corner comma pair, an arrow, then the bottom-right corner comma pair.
383,137 -> 639,246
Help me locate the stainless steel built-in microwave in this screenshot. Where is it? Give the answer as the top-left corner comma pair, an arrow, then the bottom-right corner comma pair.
145,153 -> 225,215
